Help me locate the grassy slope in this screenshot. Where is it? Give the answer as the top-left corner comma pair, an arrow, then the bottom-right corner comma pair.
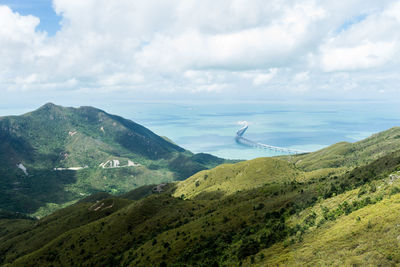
173,157 -> 302,199
254,193 -> 400,266
5,149 -> 399,266
0,198 -> 132,264
2,127 -> 400,266
288,126 -> 400,171
174,127 -> 400,201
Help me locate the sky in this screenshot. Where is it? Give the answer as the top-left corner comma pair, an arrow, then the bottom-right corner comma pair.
1,0 -> 400,109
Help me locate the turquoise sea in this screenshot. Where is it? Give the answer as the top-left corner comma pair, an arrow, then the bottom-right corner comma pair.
2,101 -> 399,160
106,101 -> 400,160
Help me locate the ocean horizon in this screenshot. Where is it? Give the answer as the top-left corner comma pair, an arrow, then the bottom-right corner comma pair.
107,100 -> 400,160
1,101 -> 399,160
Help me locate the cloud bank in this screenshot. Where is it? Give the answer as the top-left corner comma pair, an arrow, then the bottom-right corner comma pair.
1,0 -> 400,102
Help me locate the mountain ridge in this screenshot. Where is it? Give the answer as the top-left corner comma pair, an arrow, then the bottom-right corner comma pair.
0,103 -> 231,216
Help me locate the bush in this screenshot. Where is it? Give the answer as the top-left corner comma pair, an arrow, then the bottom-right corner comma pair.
238,238 -> 259,259
317,218 -> 326,227
390,187 -> 400,195
304,212 -> 317,227
358,186 -> 367,197
253,203 -> 265,210
370,183 -> 377,193
341,201 -> 352,215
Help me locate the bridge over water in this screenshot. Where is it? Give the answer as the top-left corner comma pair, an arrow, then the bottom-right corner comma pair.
235,121 -> 309,155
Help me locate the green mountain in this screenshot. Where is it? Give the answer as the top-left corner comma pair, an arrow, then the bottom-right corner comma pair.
1,126 -> 400,266
284,126 -> 400,171
0,103 -> 230,217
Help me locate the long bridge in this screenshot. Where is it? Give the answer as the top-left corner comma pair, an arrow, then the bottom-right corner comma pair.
235,121 -> 309,154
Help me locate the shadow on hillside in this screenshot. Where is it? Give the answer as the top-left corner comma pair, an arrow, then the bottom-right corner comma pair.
0,168 -> 79,214
0,130 -> 35,165
115,132 -> 170,160
0,131 -> 81,214
168,154 -> 207,180
119,184 -> 156,201
192,190 -> 225,201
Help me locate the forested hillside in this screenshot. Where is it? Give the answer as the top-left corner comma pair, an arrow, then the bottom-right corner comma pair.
2,127 -> 400,266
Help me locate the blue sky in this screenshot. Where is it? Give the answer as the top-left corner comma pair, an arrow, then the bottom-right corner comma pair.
336,13 -> 368,33
0,0 -> 400,109
0,0 -> 60,35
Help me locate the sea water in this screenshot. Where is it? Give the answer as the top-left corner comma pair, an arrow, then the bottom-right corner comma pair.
108,101 -> 400,160
1,101 -> 399,160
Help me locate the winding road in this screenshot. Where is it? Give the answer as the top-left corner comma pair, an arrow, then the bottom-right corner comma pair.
235,121 -> 309,154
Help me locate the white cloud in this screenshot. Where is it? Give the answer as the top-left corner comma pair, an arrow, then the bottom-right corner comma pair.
1,0 -> 400,102
245,69 -> 279,86
319,1 -> 400,72
321,41 -> 397,71
0,5 -> 43,42
293,71 -> 310,82
0,5 -> 45,81
192,83 -> 227,93
136,2 -> 326,71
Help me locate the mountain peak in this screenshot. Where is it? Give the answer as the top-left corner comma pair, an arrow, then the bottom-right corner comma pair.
36,102 -> 62,112
43,102 -> 56,107
28,103 -> 68,118
39,102 -> 61,110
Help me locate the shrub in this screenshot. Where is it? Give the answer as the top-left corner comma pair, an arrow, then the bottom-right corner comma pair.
370,183 -> 377,193
390,187 -> 400,195
253,203 -> 265,210
341,201 -> 352,215
304,212 -> 317,227
317,218 -> 326,227
238,238 -> 259,259
358,186 -> 367,197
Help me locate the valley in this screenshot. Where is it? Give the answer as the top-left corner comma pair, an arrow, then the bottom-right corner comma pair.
1,120 -> 400,266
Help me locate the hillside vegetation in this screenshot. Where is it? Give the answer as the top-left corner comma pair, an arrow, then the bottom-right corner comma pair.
1,126 -> 400,266
0,103 -> 230,217
173,157 -> 302,199
286,126 -> 400,171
